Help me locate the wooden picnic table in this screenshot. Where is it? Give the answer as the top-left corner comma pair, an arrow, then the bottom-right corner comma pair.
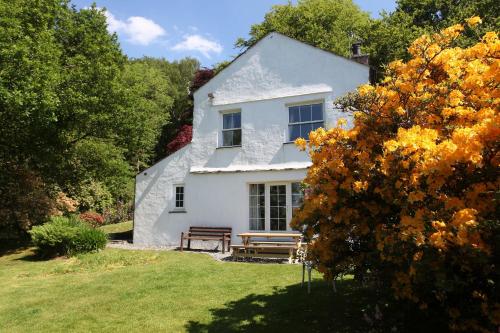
237,232 -> 302,246
233,232 -> 303,263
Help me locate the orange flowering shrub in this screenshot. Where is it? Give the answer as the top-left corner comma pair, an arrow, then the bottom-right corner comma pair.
292,18 -> 499,332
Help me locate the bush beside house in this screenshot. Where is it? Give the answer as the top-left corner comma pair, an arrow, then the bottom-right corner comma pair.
29,216 -> 107,257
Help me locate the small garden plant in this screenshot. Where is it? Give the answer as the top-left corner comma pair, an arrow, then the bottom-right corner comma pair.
29,216 -> 107,257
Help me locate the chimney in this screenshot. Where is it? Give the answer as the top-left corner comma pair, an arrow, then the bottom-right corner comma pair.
350,41 -> 369,66
351,42 -> 361,56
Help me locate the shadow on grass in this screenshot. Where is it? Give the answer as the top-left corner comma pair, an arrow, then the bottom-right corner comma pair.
0,239 -> 30,257
186,280 -> 374,333
107,230 -> 133,242
185,279 -> 447,333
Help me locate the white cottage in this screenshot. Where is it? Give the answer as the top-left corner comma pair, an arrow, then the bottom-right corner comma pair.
133,32 -> 369,247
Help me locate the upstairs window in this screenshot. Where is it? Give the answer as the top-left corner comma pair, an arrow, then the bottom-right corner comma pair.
288,103 -> 324,141
222,111 -> 241,147
175,185 -> 184,209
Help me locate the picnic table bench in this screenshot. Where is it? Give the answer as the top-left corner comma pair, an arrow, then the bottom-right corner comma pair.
180,226 -> 232,253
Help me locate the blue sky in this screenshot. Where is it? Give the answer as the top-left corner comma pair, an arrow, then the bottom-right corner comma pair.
72,0 -> 396,66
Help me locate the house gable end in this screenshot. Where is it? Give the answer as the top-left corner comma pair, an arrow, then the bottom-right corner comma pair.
193,32 -> 368,106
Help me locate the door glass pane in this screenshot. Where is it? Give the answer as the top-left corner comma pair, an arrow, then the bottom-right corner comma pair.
292,182 -> 304,217
270,185 -> 287,231
249,184 -> 265,230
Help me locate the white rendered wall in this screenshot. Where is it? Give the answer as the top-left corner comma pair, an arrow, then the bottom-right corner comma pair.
133,32 -> 369,246
134,162 -> 307,246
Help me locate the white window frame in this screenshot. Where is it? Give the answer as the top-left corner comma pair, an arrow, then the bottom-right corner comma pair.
287,101 -> 325,142
220,109 -> 242,147
173,184 -> 185,210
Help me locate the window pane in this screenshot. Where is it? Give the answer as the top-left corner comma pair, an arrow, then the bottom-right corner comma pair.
311,104 -> 323,121
270,207 -> 278,217
278,194 -> 286,206
250,219 -> 258,230
259,207 -> 265,218
222,131 -> 233,146
258,184 -> 264,194
312,121 -> 324,130
279,221 -> 286,231
278,185 -> 285,194
279,207 -> 286,219
289,106 -> 300,123
271,219 -> 279,230
223,113 -> 232,129
270,186 -> 277,195
258,219 -> 265,230
270,193 -> 277,206
292,182 -> 301,194
249,196 -> 258,206
233,112 -> 241,128
289,124 -> 300,141
300,123 -> 313,139
233,129 -> 241,146
250,184 -> 258,195
300,105 -> 312,122
292,194 -> 303,207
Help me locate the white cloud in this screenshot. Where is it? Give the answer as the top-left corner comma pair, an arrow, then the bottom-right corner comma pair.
172,34 -> 223,58
104,11 -> 166,46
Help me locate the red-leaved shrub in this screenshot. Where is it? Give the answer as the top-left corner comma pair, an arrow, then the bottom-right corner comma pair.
166,125 -> 192,155
79,212 -> 105,228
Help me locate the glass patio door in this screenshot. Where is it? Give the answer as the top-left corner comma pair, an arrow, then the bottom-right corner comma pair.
269,184 -> 287,231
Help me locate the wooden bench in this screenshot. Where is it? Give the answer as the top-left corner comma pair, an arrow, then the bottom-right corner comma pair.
180,226 -> 232,253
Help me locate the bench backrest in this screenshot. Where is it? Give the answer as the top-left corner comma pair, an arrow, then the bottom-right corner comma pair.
188,226 -> 232,236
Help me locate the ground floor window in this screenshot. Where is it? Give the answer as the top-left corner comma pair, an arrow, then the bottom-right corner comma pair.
248,182 -> 303,231
175,185 -> 184,209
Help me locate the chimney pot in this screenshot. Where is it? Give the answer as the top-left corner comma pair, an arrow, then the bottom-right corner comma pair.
351,42 -> 362,57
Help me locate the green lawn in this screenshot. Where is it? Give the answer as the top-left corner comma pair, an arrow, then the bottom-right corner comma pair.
99,221 -> 133,240
0,247 -> 439,333
99,221 -> 133,234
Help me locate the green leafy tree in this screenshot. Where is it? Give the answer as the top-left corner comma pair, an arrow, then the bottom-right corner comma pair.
236,0 -> 372,58
365,0 -> 500,79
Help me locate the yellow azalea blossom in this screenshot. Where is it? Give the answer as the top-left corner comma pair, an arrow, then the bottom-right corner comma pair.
467,16 -> 482,27
294,137 -> 307,150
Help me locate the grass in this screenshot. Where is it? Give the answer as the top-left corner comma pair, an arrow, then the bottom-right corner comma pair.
99,221 -> 133,240
0,247 -> 441,333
